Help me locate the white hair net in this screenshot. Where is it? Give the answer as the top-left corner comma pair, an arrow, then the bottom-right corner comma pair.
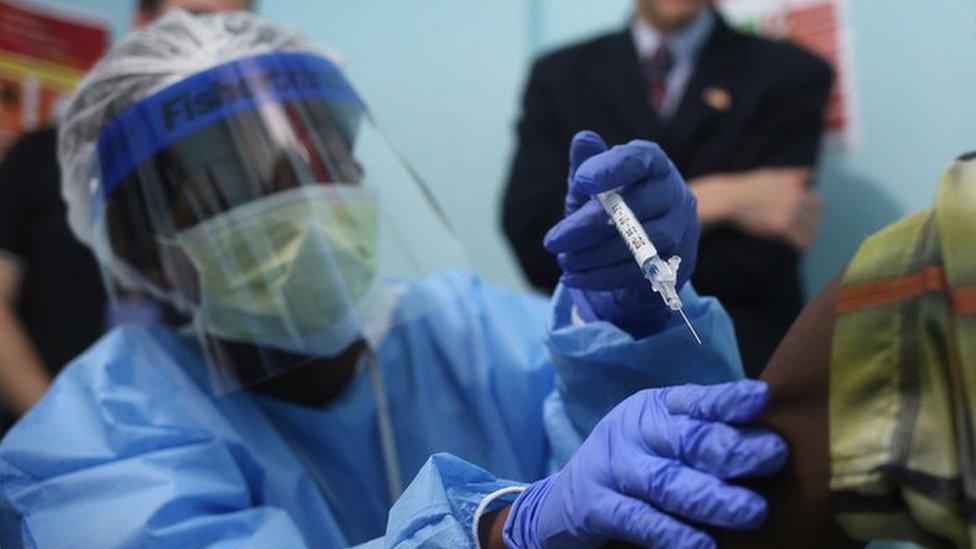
58,10 -> 311,250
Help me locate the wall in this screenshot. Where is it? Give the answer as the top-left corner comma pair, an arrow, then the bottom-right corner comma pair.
24,0 -> 976,296
261,0 -> 976,295
261,1 -> 531,289
806,0 -> 976,291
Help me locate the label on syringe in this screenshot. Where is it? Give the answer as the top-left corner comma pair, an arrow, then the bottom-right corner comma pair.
598,191 -> 658,265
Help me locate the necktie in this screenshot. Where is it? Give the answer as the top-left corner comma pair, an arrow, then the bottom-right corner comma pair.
643,45 -> 674,114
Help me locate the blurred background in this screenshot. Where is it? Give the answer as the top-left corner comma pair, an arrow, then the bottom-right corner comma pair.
5,0 -> 976,296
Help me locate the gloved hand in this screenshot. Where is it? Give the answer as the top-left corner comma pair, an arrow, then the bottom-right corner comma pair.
503,380 -> 787,549
544,131 -> 700,338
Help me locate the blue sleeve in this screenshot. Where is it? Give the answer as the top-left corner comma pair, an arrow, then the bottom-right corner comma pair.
354,274 -> 546,548
0,330 -> 310,549
0,447 -> 307,549
395,272 -> 554,484
366,276 -> 743,547
369,453 -> 523,548
543,283 -> 743,463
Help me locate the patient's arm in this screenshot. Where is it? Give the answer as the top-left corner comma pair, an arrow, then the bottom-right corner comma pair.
717,277 -> 860,548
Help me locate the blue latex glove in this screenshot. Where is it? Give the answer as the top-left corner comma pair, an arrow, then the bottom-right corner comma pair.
503,380 -> 787,549
544,131 -> 700,338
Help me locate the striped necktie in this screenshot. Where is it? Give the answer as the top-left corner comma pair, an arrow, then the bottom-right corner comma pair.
642,45 -> 674,114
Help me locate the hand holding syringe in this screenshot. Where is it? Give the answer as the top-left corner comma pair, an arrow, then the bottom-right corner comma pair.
596,190 -> 702,344
545,131 -> 703,344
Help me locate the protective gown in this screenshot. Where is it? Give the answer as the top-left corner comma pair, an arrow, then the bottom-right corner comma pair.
0,271 -> 741,547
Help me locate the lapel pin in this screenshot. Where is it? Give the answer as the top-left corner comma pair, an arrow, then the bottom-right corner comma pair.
703,87 -> 732,112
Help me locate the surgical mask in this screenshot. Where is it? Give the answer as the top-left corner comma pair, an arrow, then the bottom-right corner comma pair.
173,185 -> 379,357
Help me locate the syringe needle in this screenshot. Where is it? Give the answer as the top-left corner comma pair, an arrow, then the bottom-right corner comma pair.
678,308 -> 703,345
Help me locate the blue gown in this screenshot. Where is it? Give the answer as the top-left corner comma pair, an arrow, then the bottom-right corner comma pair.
0,271 -> 741,548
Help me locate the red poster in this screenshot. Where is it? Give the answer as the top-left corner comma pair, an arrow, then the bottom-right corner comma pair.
717,0 -> 859,151
0,0 -> 109,157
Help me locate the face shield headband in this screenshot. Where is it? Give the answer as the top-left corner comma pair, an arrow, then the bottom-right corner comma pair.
94,51 -> 364,212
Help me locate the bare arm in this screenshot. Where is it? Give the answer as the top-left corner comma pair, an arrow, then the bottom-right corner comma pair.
0,259 -> 51,415
718,277 -> 858,548
479,506 -> 510,549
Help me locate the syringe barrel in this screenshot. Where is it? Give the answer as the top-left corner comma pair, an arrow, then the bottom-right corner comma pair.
596,190 -> 700,342
596,191 -> 658,265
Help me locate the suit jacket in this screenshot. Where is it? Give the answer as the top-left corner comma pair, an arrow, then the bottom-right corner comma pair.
501,13 -> 833,376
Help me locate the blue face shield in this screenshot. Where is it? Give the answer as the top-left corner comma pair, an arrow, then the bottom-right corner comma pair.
91,52 -> 468,393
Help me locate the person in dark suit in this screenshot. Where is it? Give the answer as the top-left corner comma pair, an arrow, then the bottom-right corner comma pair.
502,0 -> 833,376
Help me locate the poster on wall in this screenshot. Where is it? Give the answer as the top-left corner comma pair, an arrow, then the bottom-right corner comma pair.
717,0 -> 859,152
0,0 -> 108,158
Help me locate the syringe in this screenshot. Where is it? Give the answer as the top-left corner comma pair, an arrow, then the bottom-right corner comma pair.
596,190 -> 702,345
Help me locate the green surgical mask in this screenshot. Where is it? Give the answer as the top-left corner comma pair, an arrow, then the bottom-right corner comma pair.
174,185 -> 379,357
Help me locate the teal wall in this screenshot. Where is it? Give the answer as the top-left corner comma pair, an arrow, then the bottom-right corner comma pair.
261,1 -> 531,289
27,0 -> 976,296
806,0 -> 976,290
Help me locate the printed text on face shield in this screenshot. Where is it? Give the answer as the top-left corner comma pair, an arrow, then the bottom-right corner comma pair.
160,66 -> 327,131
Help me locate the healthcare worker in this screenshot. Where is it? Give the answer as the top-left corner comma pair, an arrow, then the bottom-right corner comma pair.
0,11 -> 785,548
